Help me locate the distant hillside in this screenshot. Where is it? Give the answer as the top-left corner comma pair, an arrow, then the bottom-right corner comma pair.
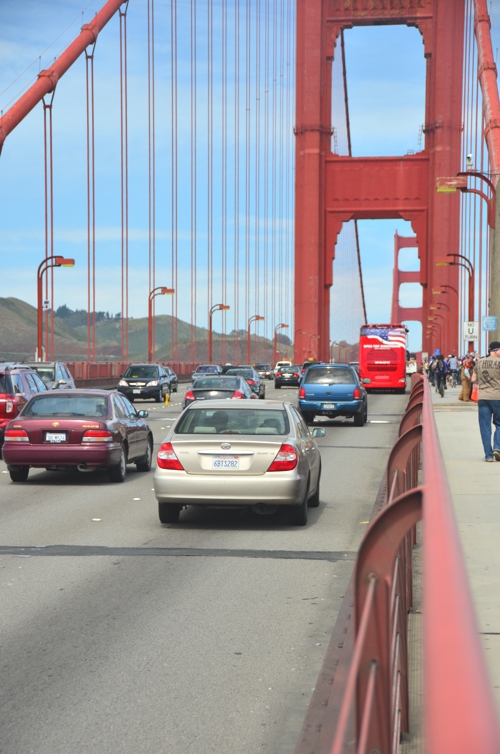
0,297 -> 291,364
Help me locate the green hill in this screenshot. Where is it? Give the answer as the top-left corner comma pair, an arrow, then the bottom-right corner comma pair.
0,297 -> 291,364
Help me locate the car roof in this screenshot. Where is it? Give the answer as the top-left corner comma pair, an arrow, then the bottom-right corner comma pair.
307,363 -> 353,368
30,388 -> 112,397
187,399 -> 288,410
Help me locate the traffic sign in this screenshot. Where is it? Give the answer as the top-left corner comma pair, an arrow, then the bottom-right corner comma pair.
482,316 -> 498,331
464,321 -> 479,340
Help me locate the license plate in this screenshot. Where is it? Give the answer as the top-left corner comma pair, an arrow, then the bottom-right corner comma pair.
323,403 -> 336,410
133,389 -> 141,394
45,432 -> 67,443
212,455 -> 239,470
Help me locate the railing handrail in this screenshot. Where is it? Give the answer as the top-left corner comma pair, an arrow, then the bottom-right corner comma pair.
325,374 -> 500,753
422,377 -> 500,752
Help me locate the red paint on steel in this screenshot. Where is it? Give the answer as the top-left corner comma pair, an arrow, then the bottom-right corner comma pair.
391,233 -> 422,327
294,1 -> 464,360
0,0 -> 126,151
422,379 -> 500,753
474,0 -> 500,181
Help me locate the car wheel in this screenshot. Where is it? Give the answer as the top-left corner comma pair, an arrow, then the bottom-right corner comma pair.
155,391 -> 163,403
173,383 -> 178,393
260,390 -> 265,400
159,502 -> 181,524
129,397 -> 135,403
136,437 -> 153,472
301,411 -> 314,424
275,383 -> 281,389
108,446 -> 127,482
353,409 -> 365,427
289,482 -> 308,526
308,464 -> 321,508
9,466 -> 29,482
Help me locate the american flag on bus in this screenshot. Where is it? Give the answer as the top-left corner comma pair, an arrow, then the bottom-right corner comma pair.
362,327 -> 406,347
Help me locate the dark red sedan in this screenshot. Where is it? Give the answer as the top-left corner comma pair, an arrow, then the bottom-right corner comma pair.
2,390 -> 153,483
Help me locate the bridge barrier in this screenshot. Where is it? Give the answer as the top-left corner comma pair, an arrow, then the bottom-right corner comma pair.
66,362 -> 199,388
296,375 -> 500,753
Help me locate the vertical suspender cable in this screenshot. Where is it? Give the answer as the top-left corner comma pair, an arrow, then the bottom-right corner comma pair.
42,92 -> 55,361
341,30 -> 367,323
263,0 -> 270,358
190,0 -> 197,364
85,45 -> 96,363
254,0 -> 261,361
172,0 -> 178,361
208,0 -> 214,357
119,3 -> 129,363
271,0 -> 277,343
278,0 -> 284,343
221,0 -> 228,362
148,0 -> 157,360
245,0 -> 251,333
233,0 -> 241,361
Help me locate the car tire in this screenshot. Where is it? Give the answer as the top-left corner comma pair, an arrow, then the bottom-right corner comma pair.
308,464 -> 321,508
136,437 -> 153,472
300,411 -> 314,424
108,446 -> 127,482
260,390 -> 265,400
155,391 -> 163,403
353,409 -> 365,427
275,383 -> 281,389
289,482 -> 308,526
9,466 -> 29,482
173,384 -> 178,393
159,502 -> 181,524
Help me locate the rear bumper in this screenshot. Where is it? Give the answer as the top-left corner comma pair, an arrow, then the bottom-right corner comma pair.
118,386 -> 162,400
298,399 -> 363,416
154,469 -> 306,506
275,379 -> 299,387
2,442 -> 121,467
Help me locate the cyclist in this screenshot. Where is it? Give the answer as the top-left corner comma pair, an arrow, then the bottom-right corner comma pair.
448,354 -> 460,386
434,354 -> 450,397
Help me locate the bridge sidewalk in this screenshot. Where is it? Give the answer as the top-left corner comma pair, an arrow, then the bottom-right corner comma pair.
432,382 -> 500,710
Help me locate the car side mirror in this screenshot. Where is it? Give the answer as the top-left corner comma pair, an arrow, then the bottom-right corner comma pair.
57,380 -> 67,386
362,378 -> 371,384
137,410 -> 149,418
311,427 -> 326,437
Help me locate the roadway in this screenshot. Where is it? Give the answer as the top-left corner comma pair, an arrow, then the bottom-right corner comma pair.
0,381 -> 409,753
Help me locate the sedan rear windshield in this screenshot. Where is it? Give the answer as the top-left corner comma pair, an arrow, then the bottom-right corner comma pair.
175,408 -> 289,435
193,377 -> 239,390
277,367 -> 296,374
305,367 -> 355,385
124,366 -> 159,379
255,363 -> 270,369
227,369 -> 253,379
23,394 -> 109,417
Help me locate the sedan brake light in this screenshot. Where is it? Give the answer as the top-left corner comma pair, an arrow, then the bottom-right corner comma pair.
157,442 -> 184,470
353,387 -> 361,399
4,429 -> 29,442
299,387 -> 306,399
185,390 -> 195,401
267,443 -> 298,472
275,372 -> 281,377
246,379 -> 256,385
293,373 -> 299,378
232,390 -> 244,399
82,430 -> 113,443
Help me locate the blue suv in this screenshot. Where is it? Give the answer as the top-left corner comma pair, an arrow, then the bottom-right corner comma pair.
298,363 -> 368,426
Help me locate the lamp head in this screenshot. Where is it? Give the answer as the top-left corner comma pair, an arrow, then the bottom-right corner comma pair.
58,257 -> 75,267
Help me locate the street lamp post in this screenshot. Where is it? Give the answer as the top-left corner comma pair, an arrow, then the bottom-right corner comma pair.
274,323 -> 289,363
247,315 -> 264,364
148,287 -> 175,362
208,303 -> 231,362
437,254 -> 475,351
37,255 -> 75,360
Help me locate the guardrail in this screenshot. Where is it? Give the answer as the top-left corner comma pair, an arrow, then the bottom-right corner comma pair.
66,361 -> 199,387
297,375 -> 500,753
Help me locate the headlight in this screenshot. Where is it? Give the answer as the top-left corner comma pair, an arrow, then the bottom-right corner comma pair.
146,380 -> 159,386
118,379 -> 128,386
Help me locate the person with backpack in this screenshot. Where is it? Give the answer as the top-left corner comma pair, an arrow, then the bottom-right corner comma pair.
433,354 -> 449,397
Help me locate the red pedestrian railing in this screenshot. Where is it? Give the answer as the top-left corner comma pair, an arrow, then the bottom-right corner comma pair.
297,375 -> 500,753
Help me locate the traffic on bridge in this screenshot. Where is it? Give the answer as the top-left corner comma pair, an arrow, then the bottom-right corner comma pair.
1,0 -> 500,752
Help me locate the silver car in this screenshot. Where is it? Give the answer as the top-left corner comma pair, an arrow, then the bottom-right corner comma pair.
153,400 -> 325,526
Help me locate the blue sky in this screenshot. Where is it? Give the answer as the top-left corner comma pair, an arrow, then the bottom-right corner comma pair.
1,1 -> 499,352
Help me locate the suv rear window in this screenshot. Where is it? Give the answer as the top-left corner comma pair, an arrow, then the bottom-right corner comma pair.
0,374 -> 12,393
305,367 -> 355,385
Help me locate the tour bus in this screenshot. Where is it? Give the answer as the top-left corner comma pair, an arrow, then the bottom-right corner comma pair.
358,324 -> 408,392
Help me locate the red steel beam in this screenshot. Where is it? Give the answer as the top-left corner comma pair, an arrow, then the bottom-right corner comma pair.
474,0 -> 500,181
0,0 -> 125,152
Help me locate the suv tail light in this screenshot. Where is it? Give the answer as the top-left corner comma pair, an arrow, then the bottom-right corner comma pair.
353,387 -> 361,399
4,429 -> 29,442
232,390 -> 244,399
267,444 -> 298,472
82,430 -> 113,443
157,442 -> 184,470
185,390 -> 195,401
299,387 -> 306,399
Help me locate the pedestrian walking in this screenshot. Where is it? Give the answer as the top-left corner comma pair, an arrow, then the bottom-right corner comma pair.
458,355 -> 474,402
471,341 -> 500,461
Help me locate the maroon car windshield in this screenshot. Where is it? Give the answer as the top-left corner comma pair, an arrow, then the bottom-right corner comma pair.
23,394 -> 109,418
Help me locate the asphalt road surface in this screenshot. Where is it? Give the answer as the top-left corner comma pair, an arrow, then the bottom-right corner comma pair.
0,381 -> 408,754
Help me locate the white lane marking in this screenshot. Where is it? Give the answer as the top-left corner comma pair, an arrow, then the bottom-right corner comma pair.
370,420 -> 390,424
